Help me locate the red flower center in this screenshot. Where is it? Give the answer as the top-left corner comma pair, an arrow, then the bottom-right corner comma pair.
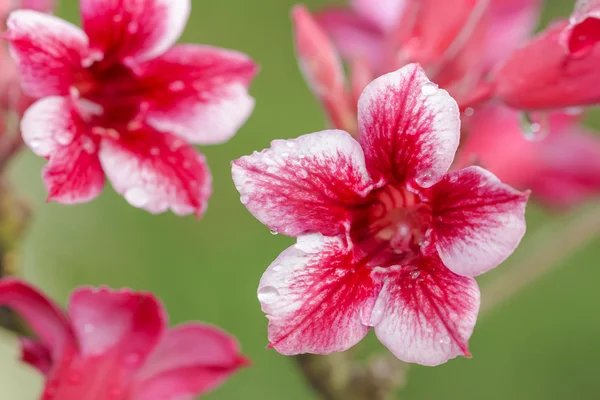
352,184 -> 432,266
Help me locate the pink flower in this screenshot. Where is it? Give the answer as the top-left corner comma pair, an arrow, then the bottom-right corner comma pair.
6,0 -> 258,216
493,0 -> 600,110
296,1 -> 600,209
0,278 -> 249,399
232,64 -> 528,365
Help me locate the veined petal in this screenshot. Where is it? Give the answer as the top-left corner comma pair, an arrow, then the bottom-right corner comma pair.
561,0 -> 600,57
293,5 -> 355,131
260,234 -> 379,355
0,279 -> 75,364
21,97 -> 105,204
315,8 -> 385,70
68,287 -> 165,362
373,254 -> 480,366
358,64 -> 460,187
6,10 -> 88,98
493,21 -> 600,110
99,126 -> 212,217
350,0 -> 406,32
138,44 -> 258,144
132,324 -> 247,399
81,0 -> 190,62
428,166 -> 528,277
232,130 -> 376,237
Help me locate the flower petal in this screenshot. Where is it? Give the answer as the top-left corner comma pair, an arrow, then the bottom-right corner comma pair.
68,287 -> 166,361
0,278 -> 75,364
315,8 -> 385,71
493,21 -> 600,110
21,97 -> 105,204
293,6 -> 355,132
373,254 -> 480,366
138,44 -> 257,144
358,64 -> 460,187
20,0 -> 56,12
428,166 -> 528,277
132,324 -> 247,400
6,10 -> 88,98
19,338 -> 52,374
99,126 -> 212,217
260,234 -> 379,355
530,124 -> 600,208
232,130 -> 376,237
561,0 -> 600,57
80,0 -> 190,62
350,0 -> 406,32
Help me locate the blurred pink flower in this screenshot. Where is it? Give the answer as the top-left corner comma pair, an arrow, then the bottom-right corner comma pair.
6,0 -> 258,216
0,278 -> 249,400
297,0 -> 600,208
232,65 -> 528,365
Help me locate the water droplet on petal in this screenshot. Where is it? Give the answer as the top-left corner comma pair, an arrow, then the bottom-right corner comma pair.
29,138 -> 41,149
520,111 -> 549,141
150,147 -> 160,156
240,195 -> 249,204
464,107 -> 475,117
258,286 -> 280,305
127,21 -> 139,34
270,229 -> 279,235
421,82 -> 439,96
168,80 -> 185,92
81,136 -> 96,154
410,270 -> 421,280
298,170 -> 308,179
113,14 -> 123,23
439,335 -> 451,345
56,131 -> 74,146
272,264 -> 283,272
124,187 -> 149,208
286,141 -> 295,148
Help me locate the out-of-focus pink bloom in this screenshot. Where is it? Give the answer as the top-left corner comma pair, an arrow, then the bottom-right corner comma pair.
6,0 -> 258,216
0,278 -> 248,400
297,0 -> 600,208
232,65 -> 528,365
493,0 -> 600,110
456,106 -> 600,208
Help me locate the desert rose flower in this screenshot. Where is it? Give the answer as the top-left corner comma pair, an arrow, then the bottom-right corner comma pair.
232,64 -> 529,365
6,0 -> 257,216
0,278 -> 248,399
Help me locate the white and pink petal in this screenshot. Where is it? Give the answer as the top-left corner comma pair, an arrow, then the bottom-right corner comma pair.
137,44 -> 258,144
373,255 -> 480,366
260,234 -> 380,355
21,96 -> 105,204
6,10 -> 89,98
232,130 -> 377,237
99,126 -> 212,217
428,166 -> 529,277
358,64 -> 460,187
80,0 -> 190,62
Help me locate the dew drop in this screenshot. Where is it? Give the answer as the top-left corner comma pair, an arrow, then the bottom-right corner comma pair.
272,264 -> 283,272
298,170 -> 309,179
439,335 -> 451,345
258,286 -> 280,304
56,131 -> 74,146
410,270 -> 421,280
124,187 -> 149,208
270,229 -> 279,235
281,152 -> 289,157
83,323 -> 95,334
240,195 -> 249,205
463,107 -> 475,117
421,82 -> 439,96
286,141 -> 295,148
150,147 -> 160,156
29,138 -> 41,149
113,14 -> 123,23
127,21 -> 139,34
520,111 -> 549,141
81,136 -> 96,154
168,80 -> 185,92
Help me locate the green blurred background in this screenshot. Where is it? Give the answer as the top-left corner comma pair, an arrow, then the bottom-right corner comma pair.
2,0 -> 600,399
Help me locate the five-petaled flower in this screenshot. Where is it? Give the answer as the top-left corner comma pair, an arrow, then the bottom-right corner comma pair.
232,64 -> 529,366
6,0 -> 258,216
295,0 -> 600,208
0,278 -> 249,399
